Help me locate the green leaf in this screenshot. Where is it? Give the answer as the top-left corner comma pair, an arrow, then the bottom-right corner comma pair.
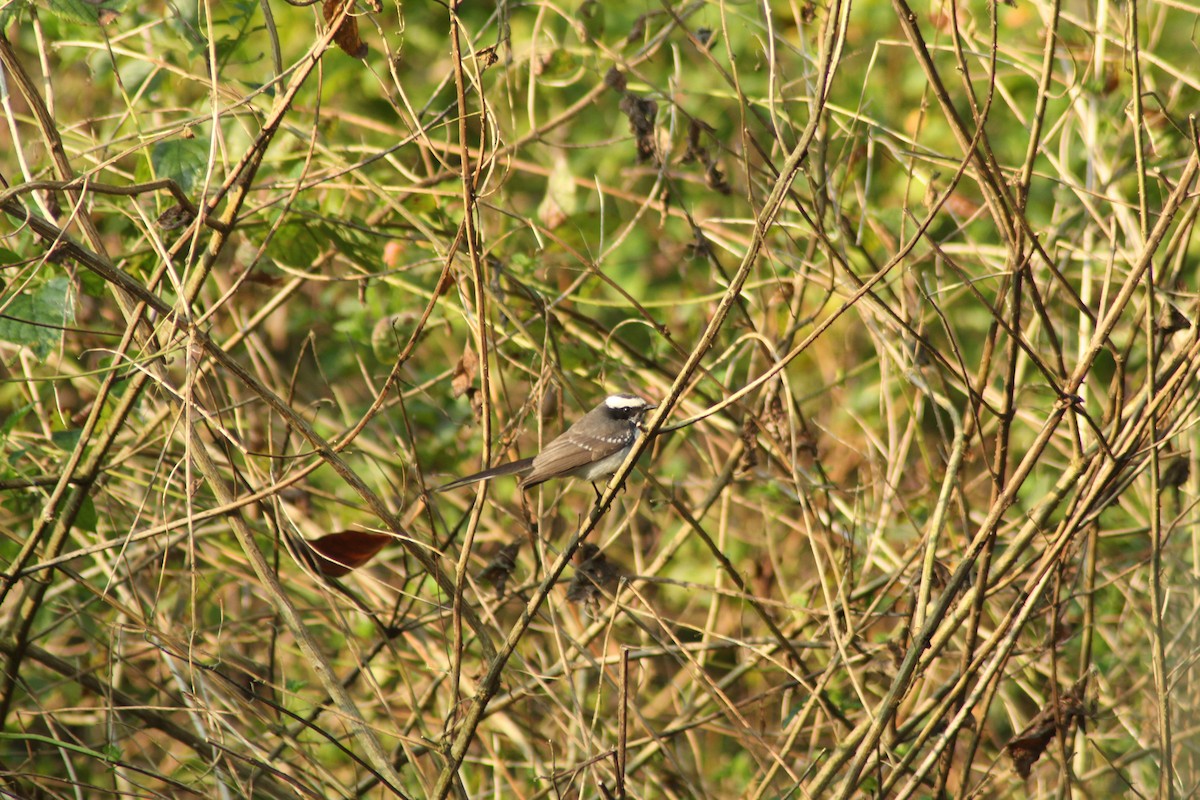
0,2 -> 24,28
1,404 -> 32,439
75,495 -> 98,533
268,219 -> 382,272
0,731 -> 119,763
268,221 -> 328,270
151,138 -> 209,195
508,253 -> 538,275
0,276 -> 75,361
51,428 -> 83,452
35,0 -> 129,25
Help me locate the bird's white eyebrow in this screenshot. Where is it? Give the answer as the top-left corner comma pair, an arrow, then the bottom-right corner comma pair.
604,395 -> 644,409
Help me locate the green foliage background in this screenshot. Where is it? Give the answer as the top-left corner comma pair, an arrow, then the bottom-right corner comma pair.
1,0 -> 1198,796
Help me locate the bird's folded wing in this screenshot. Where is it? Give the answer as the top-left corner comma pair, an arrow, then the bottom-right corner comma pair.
520,432 -> 626,489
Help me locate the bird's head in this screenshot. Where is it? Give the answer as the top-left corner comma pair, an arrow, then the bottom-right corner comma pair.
601,393 -> 656,423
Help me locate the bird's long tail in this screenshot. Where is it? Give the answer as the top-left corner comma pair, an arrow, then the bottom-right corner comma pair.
436,457 -> 535,492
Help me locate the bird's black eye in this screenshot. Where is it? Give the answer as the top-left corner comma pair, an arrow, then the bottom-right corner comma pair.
603,397 -> 648,420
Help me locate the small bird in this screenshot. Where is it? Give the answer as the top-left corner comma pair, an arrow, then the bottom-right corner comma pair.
437,394 -> 656,493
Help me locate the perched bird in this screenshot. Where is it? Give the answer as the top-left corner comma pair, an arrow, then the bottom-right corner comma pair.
438,394 -> 655,493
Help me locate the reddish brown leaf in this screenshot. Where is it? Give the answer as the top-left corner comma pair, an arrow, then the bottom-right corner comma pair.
323,0 -> 367,59
1005,676 -> 1092,778
1006,728 -> 1054,779
435,269 -> 456,296
307,530 -> 390,577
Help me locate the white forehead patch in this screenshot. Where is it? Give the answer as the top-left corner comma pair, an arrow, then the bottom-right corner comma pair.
605,394 -> 646,409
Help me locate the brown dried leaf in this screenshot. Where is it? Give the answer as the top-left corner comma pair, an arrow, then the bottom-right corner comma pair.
704,159 -> 731,194
685,227 -> 713,260
566,544 -> 625,610
1155,302 -> 1190,336
479,541 -> 522,598
737,417 -> 759,474
681,119 -> 705,164
1161,455 -> 1190,489
156,204 -> 194,231
1005,676 -> 1092,778
451,343 -> 478,398
624,14 -> 647,45
763,393 -> 788,441
604,66 -> 627,93
618,94 -> 658,162
435,268 -> 456,296
324,0 -> 367,58
750,557 -> 774,601
307,530 -> 391,577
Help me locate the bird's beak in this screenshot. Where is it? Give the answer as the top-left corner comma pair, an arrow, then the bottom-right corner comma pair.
638,403 -> 657,432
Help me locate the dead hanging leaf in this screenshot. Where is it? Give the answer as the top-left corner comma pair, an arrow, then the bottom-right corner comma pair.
685,227 -> 713,260
478,541 -> 522,598
427,271 -> 453,301
618,93 -> 658,162
737,416 -> 759,474
1160,454 -> 1190,489
1155,302 -> 1190,336
1005,676 -> 1092,778
625,14 -> 647,45
604,66 -> 627,93
763,393 -> 788,442
704,158 -> 731,194
156,204 -> 194,231
750,557 -> 774,602
451,344 -> 478,399
307,530 -> 391,577
566,544 -> 625,610
539,383 -> 560,420
682,119 -> 705,164
324,0 -> 367,58
474,45 -> 499,70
